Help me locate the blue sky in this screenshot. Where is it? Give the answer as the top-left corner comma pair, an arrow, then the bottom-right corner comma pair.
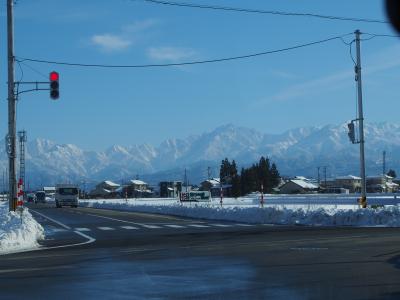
0,0 -> 399,150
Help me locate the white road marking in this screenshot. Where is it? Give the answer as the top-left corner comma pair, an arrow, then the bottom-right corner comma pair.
235,224 -> 255,227
97,226 -> 114,231
120,226 -> 139,230
164,224 -> 185,228
141,224 -> 162,229
29,209 -> 71,230
26,209 -> 96,253
75,227 -> 91,232
84,213 -> 144,226
48,228 -> 69,233
210,224 -> 232,227
188,224 -> 209,228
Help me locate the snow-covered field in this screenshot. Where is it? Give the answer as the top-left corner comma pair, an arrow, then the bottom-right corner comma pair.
80,194 -> 400,227
0,201 -> 44,254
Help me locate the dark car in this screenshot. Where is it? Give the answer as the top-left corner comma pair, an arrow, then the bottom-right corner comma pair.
35,191 -> 46,203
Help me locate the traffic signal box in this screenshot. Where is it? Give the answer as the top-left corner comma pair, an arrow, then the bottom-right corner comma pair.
49,71 -> 59,100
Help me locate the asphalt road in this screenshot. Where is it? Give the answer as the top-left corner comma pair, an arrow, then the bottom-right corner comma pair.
1,203 -> 400,300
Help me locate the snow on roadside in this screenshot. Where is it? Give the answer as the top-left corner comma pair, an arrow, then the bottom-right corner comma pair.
0,201 -> 44,254
81,199 -> 400,227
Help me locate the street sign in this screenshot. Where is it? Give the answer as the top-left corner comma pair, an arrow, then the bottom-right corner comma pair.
180,191 -> 211,202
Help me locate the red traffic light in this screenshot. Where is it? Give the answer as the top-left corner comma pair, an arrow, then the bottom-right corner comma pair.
50,71 -> 59,81
49,71 -> 60,100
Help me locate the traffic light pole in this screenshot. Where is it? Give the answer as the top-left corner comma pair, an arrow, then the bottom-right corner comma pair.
7,0 -> 17,212
355,30 -> 367,207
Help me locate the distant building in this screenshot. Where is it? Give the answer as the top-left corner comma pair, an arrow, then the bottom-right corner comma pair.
367,175 -> 399,193
322,187 -> 350,194
159,181 -> 182,198
200,178 -> 232,197
89,180 -> 120,198
279,179 -> 319,194
122,179 -> 153,198
334,175 -> 361,193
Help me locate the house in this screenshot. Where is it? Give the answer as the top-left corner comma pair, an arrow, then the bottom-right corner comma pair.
367,175 -> 399,193
200,178 -> 232,197
334,175 -> 361,193
159,181 -> 182,198
89,180 -> 120,198
279,179 -> 319,194
122,179 -> 153,198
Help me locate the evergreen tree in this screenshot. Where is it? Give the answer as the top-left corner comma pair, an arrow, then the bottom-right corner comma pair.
270,163 -> 281,189
219,158 -> 230,184
387,169 -> 397,178
231,174 -> 241,198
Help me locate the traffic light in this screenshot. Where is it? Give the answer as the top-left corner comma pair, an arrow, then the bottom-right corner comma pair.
347,121 -> 355,144
49,71 -> 59,100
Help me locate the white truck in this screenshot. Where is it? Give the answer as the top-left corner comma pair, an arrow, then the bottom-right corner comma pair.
55,184 -> 79,208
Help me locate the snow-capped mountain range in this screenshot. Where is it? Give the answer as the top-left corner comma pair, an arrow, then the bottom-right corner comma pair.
1,122 -> 399,189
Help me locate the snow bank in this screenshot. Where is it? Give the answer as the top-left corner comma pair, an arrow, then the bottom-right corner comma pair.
0,202 -> 45,254
81,199 -> 400,227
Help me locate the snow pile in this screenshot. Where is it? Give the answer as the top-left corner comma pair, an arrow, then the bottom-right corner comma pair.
82,199 -> 400,227
0,202 -> 44,254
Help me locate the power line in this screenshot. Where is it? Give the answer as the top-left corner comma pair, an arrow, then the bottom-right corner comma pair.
360,32 -> 400,41
16,33 -> 353,69
137,0 -> 389,24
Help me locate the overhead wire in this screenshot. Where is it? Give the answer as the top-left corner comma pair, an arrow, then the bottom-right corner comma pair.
136,0 -> 389,24
15,33 -> 353,69
18,60 -> 48,79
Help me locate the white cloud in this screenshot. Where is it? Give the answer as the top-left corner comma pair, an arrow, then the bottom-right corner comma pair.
147,47 -> 197,62
89,19 -> 159,53
90,34 -> 132,52
259,44 -> 400,105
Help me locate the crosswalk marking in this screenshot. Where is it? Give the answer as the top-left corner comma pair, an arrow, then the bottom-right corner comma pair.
97,226 -> 115,231
75,227 -> 91,232
188,224 -> 210,228
210,224 -> 233,227
141,224 -> 162,229
120,226 -> 139,230
164,224 -> 185,228
66,223 -> 258,233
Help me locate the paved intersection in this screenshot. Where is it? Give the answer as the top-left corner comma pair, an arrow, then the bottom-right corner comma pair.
1,203 -> 400,299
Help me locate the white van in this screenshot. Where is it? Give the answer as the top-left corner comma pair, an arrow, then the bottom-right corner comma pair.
55,184 -> 79,208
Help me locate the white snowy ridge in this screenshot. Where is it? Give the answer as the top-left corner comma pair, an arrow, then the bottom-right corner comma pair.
0,202 -> 44,254
81,199 -> 400,227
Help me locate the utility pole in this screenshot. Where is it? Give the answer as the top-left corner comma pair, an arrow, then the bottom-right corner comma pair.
184,168 -> 188,192
317,167 -> 320,187
7,0 -> 17,211
355,29 -> 367,207
323,166 -> 327,188
383,150 -> 386,176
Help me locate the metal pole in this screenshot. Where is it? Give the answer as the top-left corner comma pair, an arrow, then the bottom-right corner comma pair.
383,150 -> 386,175
7,0 -> 17,211
355,30 -> 367,207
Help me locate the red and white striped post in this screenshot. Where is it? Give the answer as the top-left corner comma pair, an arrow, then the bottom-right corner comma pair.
17,178 -> 23,207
